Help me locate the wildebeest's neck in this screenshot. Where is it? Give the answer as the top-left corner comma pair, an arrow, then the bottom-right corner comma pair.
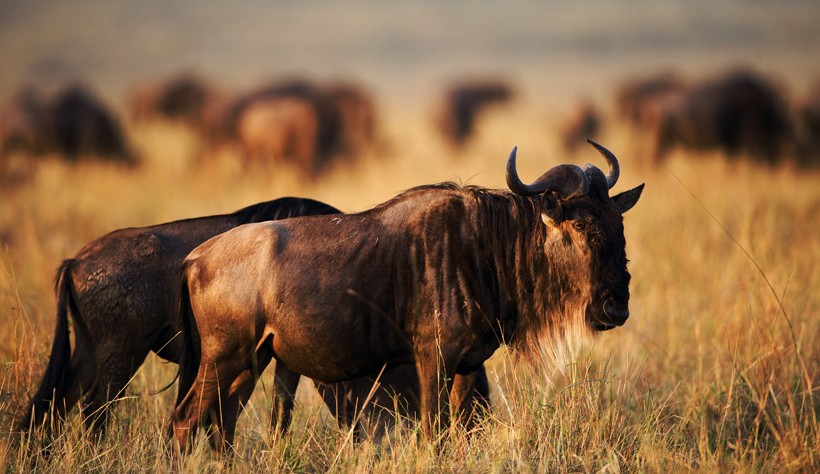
380,183 -> 584,356
464,186 -> 586,357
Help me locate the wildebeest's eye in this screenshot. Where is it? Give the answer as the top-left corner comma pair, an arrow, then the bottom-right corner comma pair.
572,220 -> 586,231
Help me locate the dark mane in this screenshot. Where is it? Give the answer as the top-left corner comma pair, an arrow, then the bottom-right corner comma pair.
233,197 -> 342,224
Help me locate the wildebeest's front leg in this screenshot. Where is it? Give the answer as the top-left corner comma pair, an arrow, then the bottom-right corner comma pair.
415,343 -> 458,439
449,372 -> 478,428
271,362 -> 301,433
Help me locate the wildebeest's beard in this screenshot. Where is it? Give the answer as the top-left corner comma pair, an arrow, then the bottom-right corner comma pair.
484,196 -> 592,363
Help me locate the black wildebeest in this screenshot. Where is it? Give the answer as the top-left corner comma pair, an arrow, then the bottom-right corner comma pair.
225,79 -> 377,175
617,69 -> 793,164
46,85 -> 134,163
560,101 -> 602,153
0,87 -> 46,157
16,197 -> 341,437
224,80 -> 341,174
129,74 -> 220,128
437,80 -> 513,148
170,140 -> 644,451
0,88 -> 46,182
795,79 -> 820,167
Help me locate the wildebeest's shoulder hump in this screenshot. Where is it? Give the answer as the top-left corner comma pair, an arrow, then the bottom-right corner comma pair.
373,182 -> 470,223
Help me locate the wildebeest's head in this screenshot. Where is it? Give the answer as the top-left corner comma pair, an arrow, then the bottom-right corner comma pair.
507,139 -> 643,332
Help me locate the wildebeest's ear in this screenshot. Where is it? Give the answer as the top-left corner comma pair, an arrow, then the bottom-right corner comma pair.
540,191 -> 564,226
612,183 -> 645,214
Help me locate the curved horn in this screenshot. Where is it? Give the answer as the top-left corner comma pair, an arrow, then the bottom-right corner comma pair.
506,147 -> 589,199
585,139 -> 620,189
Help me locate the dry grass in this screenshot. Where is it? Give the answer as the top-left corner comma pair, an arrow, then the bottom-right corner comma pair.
1,107 -> 818,472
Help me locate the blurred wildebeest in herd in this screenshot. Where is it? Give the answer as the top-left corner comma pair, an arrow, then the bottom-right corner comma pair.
47,86 -> 134,163
223,79 -> 377,175
17,196 -> 489,445
0,88 -> 47,181
560,101 -> 602,153
795,79 -> 820,166
170,140 -> 643,452
437,79 -> 514,148
1,84 -> 133,177
0,87 -> 46,157
128,74 -> 225,134
615,71 -> 687,128
617,69 -> 793,164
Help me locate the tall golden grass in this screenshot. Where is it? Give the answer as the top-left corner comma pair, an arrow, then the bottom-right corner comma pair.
1,107 -> 817,472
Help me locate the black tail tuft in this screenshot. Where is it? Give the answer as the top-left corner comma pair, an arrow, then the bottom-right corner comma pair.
174,266 -> 201,409
16,260 -> 76,432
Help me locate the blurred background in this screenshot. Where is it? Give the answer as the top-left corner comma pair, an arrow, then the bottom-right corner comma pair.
2,0 -> 820,108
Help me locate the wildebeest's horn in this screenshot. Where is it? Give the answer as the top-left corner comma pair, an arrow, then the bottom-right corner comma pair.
506,147 -> 589,199
585,139 -> 619,189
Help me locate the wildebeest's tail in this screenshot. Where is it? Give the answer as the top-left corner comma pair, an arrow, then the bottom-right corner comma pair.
16,260 -> 76,432
174,267 -> 201,409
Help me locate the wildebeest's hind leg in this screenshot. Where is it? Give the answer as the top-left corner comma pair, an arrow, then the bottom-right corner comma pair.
80,347 -> 145,436
171,352 -> 252,453
205,347 -> 275,451
49,333 -> 97,429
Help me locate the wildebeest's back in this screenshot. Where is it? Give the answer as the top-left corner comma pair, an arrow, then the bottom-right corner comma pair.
69,219 -> 239,358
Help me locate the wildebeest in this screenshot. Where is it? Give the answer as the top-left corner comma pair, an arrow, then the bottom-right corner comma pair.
615,72 -> 687,128
560,101 -> 602,152
223,80 -> 341,174
795,79 -> 820,166
45,85 -> 134,163
129,74 -> 220,128
0,88 -> 46,182
235,95 -> 320,172
617,69 -> 793,164
16,197 -> 341,437
224,79 -> 378,174
0,87 -> 46,157
326,82 -> 378,158
170,140 -> 643,451
127,74 -> 231,151
437,80 -> 514,147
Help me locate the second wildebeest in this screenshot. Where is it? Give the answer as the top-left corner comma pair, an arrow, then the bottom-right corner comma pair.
170,140 -> 644,451
17,197 -> 340,437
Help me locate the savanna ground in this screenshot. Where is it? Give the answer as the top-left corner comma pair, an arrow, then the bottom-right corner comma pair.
0,104 -> 818,472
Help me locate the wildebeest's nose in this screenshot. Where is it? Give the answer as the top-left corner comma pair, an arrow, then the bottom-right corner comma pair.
603,297 -> 629,325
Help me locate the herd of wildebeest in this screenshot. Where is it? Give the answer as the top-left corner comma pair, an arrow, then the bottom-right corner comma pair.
6,65 -> 817,456
2,66 -> 820,182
